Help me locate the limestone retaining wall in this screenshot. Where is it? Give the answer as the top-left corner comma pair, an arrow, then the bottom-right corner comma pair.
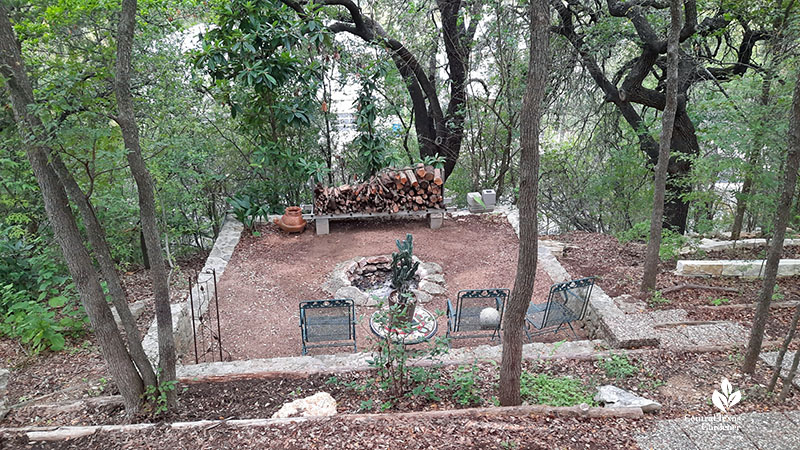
675,259 -> 800,277
142,214 -> 244,365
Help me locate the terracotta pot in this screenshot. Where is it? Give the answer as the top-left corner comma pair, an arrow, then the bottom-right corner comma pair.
274,206 -> 306,233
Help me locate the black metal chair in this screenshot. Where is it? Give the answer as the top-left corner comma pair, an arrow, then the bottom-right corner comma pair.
299,299 -> 357,355
446,288 -> 509,346
525,277 -> 595,340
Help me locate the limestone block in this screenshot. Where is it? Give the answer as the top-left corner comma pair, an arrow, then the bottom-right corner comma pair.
335,286 -> 371,306
595,385 -> 661,413
419,280 -> 446,295
675,260 -> 723,276
411,289 -> 432,304
420,262 -> 443,276
271,392 -> 337,419
422,274 -> 445,284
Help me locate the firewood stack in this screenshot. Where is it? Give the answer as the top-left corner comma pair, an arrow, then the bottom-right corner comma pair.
313,164 -> 445,214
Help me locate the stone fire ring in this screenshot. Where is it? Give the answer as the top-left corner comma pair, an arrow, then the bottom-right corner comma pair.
322,255 -> 446,306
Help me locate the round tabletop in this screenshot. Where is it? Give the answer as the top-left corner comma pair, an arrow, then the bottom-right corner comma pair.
369,306 -> 438,345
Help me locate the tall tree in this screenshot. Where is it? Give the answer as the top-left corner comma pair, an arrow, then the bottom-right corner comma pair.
499,0 -> 549,406
743,67 -> 800,373
551,0 -> 769,232
641,0 -> 682,292
114,0 -> 177,396
280,0 -> 480,178
0,4 -> 145,414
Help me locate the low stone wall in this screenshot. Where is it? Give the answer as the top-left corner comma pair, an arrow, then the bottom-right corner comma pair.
676,259 -> 800,277
142,214 -> 244,365
681,238 -> 800,255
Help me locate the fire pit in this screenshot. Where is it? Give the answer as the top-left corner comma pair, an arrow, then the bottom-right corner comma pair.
322,255 -> 447,306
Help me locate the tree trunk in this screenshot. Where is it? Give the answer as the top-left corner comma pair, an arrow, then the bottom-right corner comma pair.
499,0 -> 548,407
50,154 -> 158,387
114,0 -> 177,399
0,6 -> 144,414
767,304 -> 800,392
743,67 -> 800,373
641,0 -> 682,292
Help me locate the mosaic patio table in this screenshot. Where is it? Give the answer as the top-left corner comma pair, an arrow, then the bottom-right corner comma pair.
369,306 -> 438,344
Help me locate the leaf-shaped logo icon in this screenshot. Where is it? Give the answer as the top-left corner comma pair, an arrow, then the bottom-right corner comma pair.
712,377 -> 741,413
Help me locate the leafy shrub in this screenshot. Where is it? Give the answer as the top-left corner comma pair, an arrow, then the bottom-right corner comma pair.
647,290 -> 670,307
616,220 -> 687,260
519,372 -> 595,407
448,363 -> 483,406
0,229 -> 87,353
228,193 -> 269,232
597,353 -> 638,379
367,302 -> 449,405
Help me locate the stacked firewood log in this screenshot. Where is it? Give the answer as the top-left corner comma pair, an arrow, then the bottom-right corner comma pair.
313,164 -> 445,214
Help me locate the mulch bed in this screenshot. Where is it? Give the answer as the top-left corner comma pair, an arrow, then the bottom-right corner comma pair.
4,349 -> 797,429
550,232 -> 800,340
0,414 -> 646,449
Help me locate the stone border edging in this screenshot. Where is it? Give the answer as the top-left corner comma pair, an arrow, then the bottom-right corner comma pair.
6,404 -> 643,442
141,213 -> 244,365
176,339 -> 603,380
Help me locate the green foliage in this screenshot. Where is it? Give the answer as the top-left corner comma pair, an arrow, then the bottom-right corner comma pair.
772,284 -> 784,302
519,372 -> 595,407
597,353 -> 639,379
390,234 -> 419,298
448,363 -> 483,406
421,154 -> 446,169
617,220 -> 687,260
647,290 -> 670,307
367,302 -> 449,404
0,229 -> 86,353
142,372 -> 179,416
195,0 -> 332,209
352,61 -> 396,179
228,193 -> 269,232
709,297 -> 731,306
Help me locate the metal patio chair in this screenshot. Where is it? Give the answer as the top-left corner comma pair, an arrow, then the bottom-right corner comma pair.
446,288 -> 509,346
299,298 -> 357,355
525,277 -> 595,340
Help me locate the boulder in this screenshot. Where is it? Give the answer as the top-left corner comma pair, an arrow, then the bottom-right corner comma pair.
594,385 -> 661,413
272,392 -> 337,419
419,280 -> 446,296
335,286 -> 372,306
419,262 -> 443,277
411,289 -> 433,304
367,255 -> 391,265
422,274 -> 445,284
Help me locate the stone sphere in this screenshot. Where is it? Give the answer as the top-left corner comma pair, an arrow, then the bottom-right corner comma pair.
479,307 -> 501,329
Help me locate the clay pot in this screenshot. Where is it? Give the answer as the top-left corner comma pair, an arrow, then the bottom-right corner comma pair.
274,206 -> 306,233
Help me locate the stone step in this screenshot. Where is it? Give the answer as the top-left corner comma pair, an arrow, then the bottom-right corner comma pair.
760,351 -> 800,390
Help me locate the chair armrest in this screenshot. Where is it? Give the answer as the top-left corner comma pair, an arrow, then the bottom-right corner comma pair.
527,302 -> 546,314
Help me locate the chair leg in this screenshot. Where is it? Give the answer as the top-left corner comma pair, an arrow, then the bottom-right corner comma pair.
567,321 -> 579,339
524,322 -> 533,342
